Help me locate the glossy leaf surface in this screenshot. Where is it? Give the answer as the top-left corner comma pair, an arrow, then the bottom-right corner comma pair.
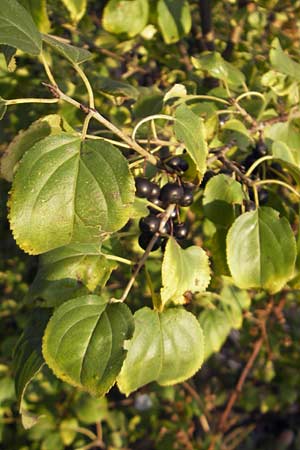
117,307 -> 204,395
161,238 -> 210,306
43,295 -> 134,396
227,207 -> 296,293
9,134 -> 135,254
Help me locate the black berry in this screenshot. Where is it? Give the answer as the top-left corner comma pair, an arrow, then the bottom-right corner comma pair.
180,189 -> 194,207
174,223 -> 189,240
165,156 -> 189,173
258,189 -> 269,204
148,182 -> 160,199
135,177 -> 153,198
139,215 -> 160,234
138,233 -> 161,251
254,140 -> 268,157
201,170 -> 215,188
148,197 -> 163,214
160,182 -> 184,205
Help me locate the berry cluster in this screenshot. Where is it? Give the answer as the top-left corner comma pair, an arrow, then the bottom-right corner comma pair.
135,153 -> 194,251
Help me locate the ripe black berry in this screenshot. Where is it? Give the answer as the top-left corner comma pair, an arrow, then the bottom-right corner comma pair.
201,170 -> 215,188
165,156 -> 189,173
254,140 -> 268,157
135,177 -> 153,198
139,215 -> 160,234
148,182 -> 160,199
160,182 -> 184,204
138,233 -> 161,251
174,223 -> 189,240
258,189 -> 269,204
180,189 -> 194,207
148,197 -> 163,214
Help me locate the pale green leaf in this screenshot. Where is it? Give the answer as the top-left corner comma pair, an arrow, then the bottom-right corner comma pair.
192,52 -> 245,87
227,207 -> 297,293
9,134 -> 135,254
60,418 -> 78,446
26,243 -> 117,307
42,34 -> 92,64
222,119 -> 250,138
270,38 -> 300,82
265,121 -> 300,168
164,83 -> 187,103
61,0 -> 87,24
1,114 -> 62,182
43,295 -> 134,397
117,307 -> 204,396
157,0 -> 191,44
198,309 -> 231,360
203,174 -> 245,227
174,104 -> 208,180
161,238 -> 210,306
0,0 -> 42,55
103,0 -> 149,38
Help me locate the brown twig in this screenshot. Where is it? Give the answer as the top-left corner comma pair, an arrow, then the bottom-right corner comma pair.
218,336 -> 264,433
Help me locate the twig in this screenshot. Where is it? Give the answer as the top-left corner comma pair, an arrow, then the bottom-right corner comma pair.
183,381 -> 211,432
218,336 -> 264,433
42,82 -> 157,165
111,204 -> 176,303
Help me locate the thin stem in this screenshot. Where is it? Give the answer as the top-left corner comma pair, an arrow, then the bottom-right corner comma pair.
132,114 -> 175,141
245,155 -> 274,177
73,63 -> 95,109
252,184 -> 259,208
254,179 -> 300,199
85,134 -> 130,148
215,109 -> 244,116
173,95 -> 230,107
102,254 -> 134,265
81,112 -> 93,141
236,91 -> 266,104
218,337 -> 264,433
5,98 -> 59,106
41,52 -> 57,86
44,84 -> 157,164
111,204 -> 175,303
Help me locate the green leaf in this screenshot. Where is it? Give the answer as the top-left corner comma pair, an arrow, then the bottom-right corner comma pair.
73,394 -> 108,424
227,207 -> 297,293
59,418 -> 78,446
157,0 -> 191,44
192,52 -> 245,87
164,83 -> 187,103
198,309 -> 231,360
203,174 -> 245,227
117,307 -> 204,396
95,76 -> 139,99
42,34 -> 92,64
220,277 -> 250,329
18,0 -> 50,33
61,0 -> 87,24
103,0 -> 149,38
0,0 -> 42,55
174,104 -> 208,180
0,96 -> 7,120
270,38 -> 300,82
265,121 -> 300,168
161,238 -> 210,306
9,134 -> 135,254
43,295 -> 134,397
222,119 -> 250,138
1,114 -> 62,182
26,243 -> 117,307
13,309 -> 50,408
